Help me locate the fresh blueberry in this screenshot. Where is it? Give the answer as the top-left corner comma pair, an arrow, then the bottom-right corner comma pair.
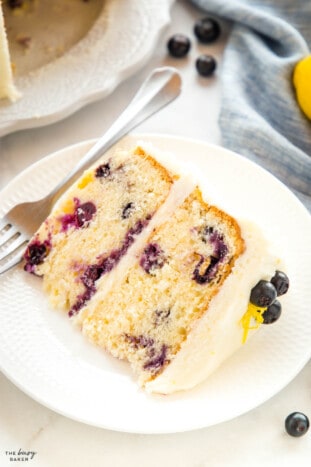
196,55 -> 217,77
167,34 -> 191,58
271,270 -> 289,296
262,300 -> 282,324
285,412 -> 310,437
250,280 -> 277,307
194,17 -> 221,43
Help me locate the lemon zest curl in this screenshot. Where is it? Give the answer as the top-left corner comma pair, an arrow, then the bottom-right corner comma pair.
240,302 -> 267,344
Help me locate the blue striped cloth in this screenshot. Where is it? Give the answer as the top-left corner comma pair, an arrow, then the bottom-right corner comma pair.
190,0 -> 311,211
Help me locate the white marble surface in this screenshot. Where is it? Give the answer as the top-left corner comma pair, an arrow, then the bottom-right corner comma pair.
0,1 -> 310,465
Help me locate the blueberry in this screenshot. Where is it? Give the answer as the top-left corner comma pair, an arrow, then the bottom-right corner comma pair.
95,163 -> 110,178
140,243 -> 166,274
124,334 -> 154,349
27,243 -> 47,265
194,17 -> 221,43
122,202 -> 134,219
167,34 -> 191,58
195,55 -> 217,77
24,242 -> 49,272
81,265 -> 102,288
262,300 -> 282,324
285,412 -> 310,437
143,344 -> 168,371
250,280 -> 277,307
271,270 -> 289,296
76,202 -> 96,227
193,255 -> 219,284
202,226 -> 228,259
154,309 -> 171,326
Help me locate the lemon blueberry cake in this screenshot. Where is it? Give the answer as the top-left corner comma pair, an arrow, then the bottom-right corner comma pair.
23,142 -> 289,394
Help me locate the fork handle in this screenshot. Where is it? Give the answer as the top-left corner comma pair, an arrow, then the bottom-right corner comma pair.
48,67 -> 182,205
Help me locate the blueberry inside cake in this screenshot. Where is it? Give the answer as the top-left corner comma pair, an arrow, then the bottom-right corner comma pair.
23,142 -> 289,394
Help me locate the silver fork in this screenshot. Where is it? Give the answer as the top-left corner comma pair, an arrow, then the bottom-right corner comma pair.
0,67 -> 182,274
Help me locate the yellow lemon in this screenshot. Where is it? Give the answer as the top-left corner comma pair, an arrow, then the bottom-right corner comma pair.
293,55 -> 311,120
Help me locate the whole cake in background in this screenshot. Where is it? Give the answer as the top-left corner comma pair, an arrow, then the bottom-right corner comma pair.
23,142 -> 289,394
0,0 -> 104,101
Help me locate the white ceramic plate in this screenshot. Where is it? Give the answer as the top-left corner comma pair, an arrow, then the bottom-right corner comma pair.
0,0 -> 173,137
0,134 -> 310,434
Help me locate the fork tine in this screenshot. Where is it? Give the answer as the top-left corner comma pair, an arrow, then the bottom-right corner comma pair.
0,217 -> 10,232
0,224 -> 19,247
0,250 -> 23,274
0,234 -> 28,261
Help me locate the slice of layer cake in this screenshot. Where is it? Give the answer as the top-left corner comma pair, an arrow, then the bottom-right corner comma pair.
77,188 -> 244,383
24,145 -> 177,314
23,142 -> 287,394
76,186 -> 279,393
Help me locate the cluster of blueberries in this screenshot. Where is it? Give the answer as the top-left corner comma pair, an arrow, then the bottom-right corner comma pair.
167,17 -> 220,77
250,271 -> 309,437
250,270 -> 289,324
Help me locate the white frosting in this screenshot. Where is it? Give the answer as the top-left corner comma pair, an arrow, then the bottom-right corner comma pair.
0,4 -> 20,101
145,220 -> 281,394
137,140 -> 218,198
137,140 -> 198,181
